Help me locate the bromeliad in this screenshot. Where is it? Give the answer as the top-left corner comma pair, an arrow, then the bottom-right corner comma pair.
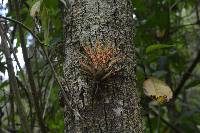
80,40 -> 125,82
79,40 -> 126,100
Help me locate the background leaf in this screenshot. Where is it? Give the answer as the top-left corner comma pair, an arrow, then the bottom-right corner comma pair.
146,44 -> 175,54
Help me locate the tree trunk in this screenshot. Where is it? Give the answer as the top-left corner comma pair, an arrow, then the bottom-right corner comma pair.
62,0 -> 143,132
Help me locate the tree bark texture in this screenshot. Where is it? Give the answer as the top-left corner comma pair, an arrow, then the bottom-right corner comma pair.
62,0 -> 143,132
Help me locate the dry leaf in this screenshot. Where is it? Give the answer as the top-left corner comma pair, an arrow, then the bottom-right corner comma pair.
30,1 -> 41,18
143,77 -> 173,104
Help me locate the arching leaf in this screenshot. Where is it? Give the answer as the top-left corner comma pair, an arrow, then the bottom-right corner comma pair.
146,44 -> 175,54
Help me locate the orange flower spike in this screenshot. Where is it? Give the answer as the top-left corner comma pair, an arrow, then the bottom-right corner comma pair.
85,46 -> 92,54
91,56 -> 96,64
102,56 -> 106,64
98,49 -> 103,60
95,40 -> 101,54
97,51 -> 102,60
96,40 -> 100,48
108,48 -> 114,56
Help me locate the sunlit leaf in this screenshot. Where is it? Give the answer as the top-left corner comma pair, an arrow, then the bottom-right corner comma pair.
30,0 -> 41,18
143,77 -> 173,104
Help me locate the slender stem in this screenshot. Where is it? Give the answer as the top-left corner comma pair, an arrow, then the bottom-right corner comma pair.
0,7 -> 81,120
0,15 -> 43,44
171,1 -> 200,100
195,0 -> 200,22
1,21 -> 28,89
9,87 -> 15,130
40,45 -> 83,119
156,105 -> 161,133
13,0 -> 47,132
174,50 -> 200,99
146,113 -> 152,133
170,22 -> 198,34
0,23 -> 31,133
2,21 -> 16,133
42,78 -> 54,118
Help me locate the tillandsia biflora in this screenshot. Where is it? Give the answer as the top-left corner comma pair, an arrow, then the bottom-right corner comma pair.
79,40 -> 126,100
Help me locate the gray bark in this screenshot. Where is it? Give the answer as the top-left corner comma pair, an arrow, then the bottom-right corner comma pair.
62,0 -> 143,132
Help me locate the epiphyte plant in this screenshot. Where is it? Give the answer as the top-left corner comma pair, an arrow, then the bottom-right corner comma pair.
80,40 -> 125,81
79,40 -> 126,98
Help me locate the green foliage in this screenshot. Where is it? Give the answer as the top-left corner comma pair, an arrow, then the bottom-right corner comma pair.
134,0 -> 200,132
145,44 -> 175,54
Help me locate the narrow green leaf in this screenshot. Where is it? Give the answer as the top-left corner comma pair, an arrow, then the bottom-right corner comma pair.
41,5 -> 50,45
185,80 -> 200,89
146,44 -> 175,54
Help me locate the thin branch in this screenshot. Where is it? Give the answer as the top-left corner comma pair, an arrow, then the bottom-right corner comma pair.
0,10 -> 82,120
9,86 -> 15,130
41,45 -> 83,120
42,77 -> 54,118
1,24 -> 34,130
195,0 -> 200,22
1,21 -> 27,84
170,0 -> 181,10
156,105 -> 161,133
146,113 -> 153,133
3,21 -> 16,131
173,2 -> 200,99
13,0 -> 47,132
174,50 -> 200,99
0,23 -> 31,133
170,22 -> 198,34
16,77 -> 33,115
10,23 -> 17,44
0,15 -> 43,44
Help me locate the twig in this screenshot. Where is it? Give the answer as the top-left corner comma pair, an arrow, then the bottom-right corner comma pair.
0,15 -> 43,44
0,22 -> 31,133
13,0 -> 47,132
41,45 -> 83,120
156,105 -> 161,133
42,77 -> 54,118
195,0 -> 200,22
170,22 -> 198,34
1,21 -> 27,85
146,113 -> 153,133
173,4 -> 200,96
0,10 -> 83,120
174,50 -> 200,99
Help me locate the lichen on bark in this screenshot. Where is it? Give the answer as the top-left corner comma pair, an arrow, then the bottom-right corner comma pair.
62,0 -> 143,132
